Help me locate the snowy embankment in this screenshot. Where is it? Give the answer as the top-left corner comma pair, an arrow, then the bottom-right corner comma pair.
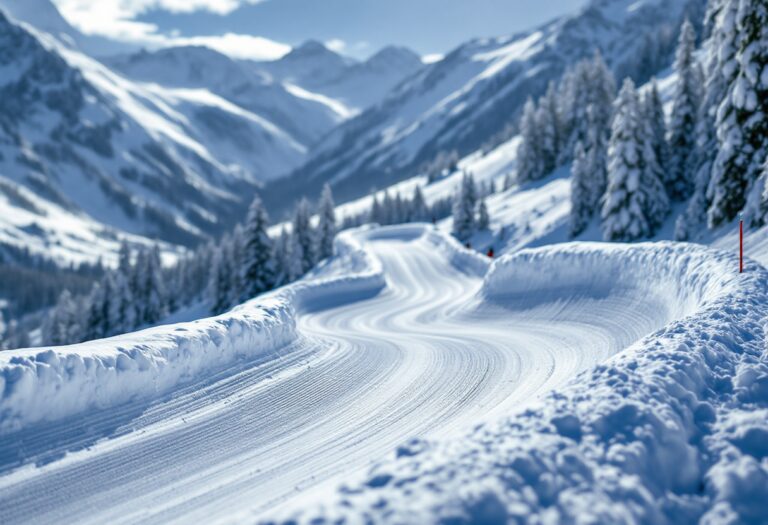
280,242 -> 768,524
0,227 -> 387,433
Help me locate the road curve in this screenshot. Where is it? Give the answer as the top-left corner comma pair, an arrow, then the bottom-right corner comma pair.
0,229 -> 672,524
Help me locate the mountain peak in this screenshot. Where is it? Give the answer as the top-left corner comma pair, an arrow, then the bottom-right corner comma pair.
291,39 -> 336,57
365,45 -> 422,70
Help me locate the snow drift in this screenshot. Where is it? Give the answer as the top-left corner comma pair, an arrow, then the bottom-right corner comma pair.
277,241 -> 768,524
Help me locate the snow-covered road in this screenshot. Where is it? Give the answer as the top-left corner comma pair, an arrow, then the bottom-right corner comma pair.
0,227 -> 680,524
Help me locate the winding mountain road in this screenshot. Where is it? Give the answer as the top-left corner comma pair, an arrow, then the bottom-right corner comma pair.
0,228 -> 672,524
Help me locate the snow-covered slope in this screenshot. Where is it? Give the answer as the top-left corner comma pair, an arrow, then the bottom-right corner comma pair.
266,0 -> 703,211
0,0 -> 134,56
0,11 -> 307,263
107,46 -> 349,147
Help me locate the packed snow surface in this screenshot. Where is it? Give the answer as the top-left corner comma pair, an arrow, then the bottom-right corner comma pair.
1,225 -> 765,524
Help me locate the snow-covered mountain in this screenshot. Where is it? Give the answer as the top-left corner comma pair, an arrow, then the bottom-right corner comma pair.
252,41 -> 424,112
0,0 -> 134,56
265,0 -> 705,211
0,8 -> 305,263
106,45 -> 349,147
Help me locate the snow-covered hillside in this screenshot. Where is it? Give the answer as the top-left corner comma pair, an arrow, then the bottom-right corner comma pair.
0,8 -> 307,264
106,45 -> 349,148
265,0 -> 705,211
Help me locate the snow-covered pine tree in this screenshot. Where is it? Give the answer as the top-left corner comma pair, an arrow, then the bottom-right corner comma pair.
602,79 -> 669,241
584,104 -> 610,213
316,184 -> 337,260
83,282 -> 106,341
293,198 -> 316,274
273,226 -> 290,287
477,198 -> 490,231
130,248 -> 146,325
286,231 -> 305,282
369,194 -> 383,224
452,173 -> 477,242
411,185 -> 428,222
45,289 -> 80,345
229,225 -> 246,304
111,269 -> 135,334
537,81 -> 561,174
208,246 -> 233,315
588,51 -> 617,123
241,196 -> 275,300
677,4 -> 727,239
570,141 -> 591,236
559,59 -> 591,165
643,79 -> 671,189
668,18 -> 701,201
707,0 -> 766,226
516,97 -> 543,182
142,245 -> 168,325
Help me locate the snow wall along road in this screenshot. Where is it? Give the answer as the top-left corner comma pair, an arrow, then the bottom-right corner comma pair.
0,226 -> 390,433
276,240 -> 768,525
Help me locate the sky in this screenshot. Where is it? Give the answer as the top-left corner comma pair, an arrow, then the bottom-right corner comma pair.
52,0 -> 588,61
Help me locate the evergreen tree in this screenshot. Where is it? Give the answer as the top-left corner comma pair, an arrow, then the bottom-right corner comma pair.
45,290 -> 80,345
602,79 -> 669,241
559,60 -> 592,165
584,104 -> 611,213
477,198 -> 490,231
517,97 -> 543,182
241,196 -> 275,299
142,245 -> 167,325
410,185 -> 428,222
668,18 -> 701,201
452,173 -> 477,242
316,184 -> 337,260
369,194 -> 383,224
570,141 -> 591,236
678,4 -> 727,239
286,232 -> 305,282
293,198 -> 316,274
209,247 -> 233,315
588,51 -> 617,123
273,226 -> 291,287
707,0 -> 767,226
537,81 -> 561,174
643,80 -> 671,186
83,282 -> 106,340
111,270 -> 135,334
229,225 -> 246,304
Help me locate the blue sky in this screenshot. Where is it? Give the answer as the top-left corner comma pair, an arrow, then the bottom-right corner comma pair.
53,0 -> 587,60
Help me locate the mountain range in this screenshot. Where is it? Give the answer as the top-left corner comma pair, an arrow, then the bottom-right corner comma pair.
0,0 -> 705,267
0,0 -> 422,264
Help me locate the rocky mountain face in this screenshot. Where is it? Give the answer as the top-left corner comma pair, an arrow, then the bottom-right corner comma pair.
265,0 -> 706,213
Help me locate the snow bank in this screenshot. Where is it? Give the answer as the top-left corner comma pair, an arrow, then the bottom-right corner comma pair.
0,226 -> 387,433
275,242 -> 768,524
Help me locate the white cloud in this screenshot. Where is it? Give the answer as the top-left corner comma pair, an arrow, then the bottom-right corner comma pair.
422,53 -> 444,64
51,0 -> 289,61
172,33 -> 290,60
324,38 -> 346,53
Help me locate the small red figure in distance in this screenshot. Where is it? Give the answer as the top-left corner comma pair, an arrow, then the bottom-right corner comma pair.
487,247 -> 494,258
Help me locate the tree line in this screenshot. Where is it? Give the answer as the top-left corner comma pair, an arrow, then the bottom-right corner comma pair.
40,185 -> 339,346
515,0 -> 767,242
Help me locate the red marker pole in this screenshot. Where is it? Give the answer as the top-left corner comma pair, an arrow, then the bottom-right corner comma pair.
739,213 -> 744,274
